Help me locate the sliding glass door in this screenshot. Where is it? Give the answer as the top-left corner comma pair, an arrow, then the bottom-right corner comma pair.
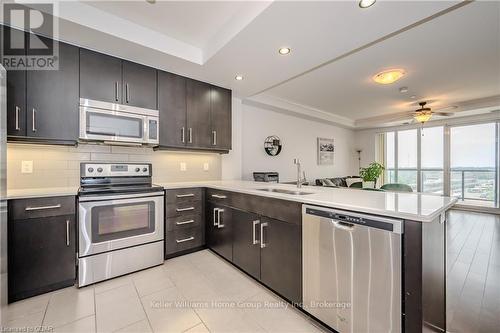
380,120 -> 499,210
450,123 -> 497,208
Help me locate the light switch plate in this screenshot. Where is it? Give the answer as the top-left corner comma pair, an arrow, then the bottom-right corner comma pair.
21,160 -> 33,174
180,162 -> 187,171
203,163 -> 209,171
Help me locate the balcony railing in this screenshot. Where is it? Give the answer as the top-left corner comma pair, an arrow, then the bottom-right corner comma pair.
451,169 -> 496,203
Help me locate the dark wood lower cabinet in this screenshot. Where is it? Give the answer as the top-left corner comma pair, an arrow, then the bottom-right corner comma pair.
232,208 -> 260,280
206,202 -> 233,261
260,216 -> 302,304
8,215 -> 76,302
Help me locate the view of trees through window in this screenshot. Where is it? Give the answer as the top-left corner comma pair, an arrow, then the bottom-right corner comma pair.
383,122 -> 498,208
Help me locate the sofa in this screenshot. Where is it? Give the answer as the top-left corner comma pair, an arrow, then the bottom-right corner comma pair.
315,176 -> 363,188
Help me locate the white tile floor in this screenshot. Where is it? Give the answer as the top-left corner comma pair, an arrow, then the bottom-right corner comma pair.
4,250 -> 328,333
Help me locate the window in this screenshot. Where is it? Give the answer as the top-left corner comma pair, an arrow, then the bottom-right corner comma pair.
397,129 -> 418,191
421,127 -> 444,194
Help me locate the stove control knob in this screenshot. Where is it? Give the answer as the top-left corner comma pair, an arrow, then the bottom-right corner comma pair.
97,167 -> 103,173
135,167 -> 140,172
143,168 -> 148,172
87,167 -> 94,173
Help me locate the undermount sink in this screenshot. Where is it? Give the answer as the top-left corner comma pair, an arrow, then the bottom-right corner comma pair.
256,188 -> 314,195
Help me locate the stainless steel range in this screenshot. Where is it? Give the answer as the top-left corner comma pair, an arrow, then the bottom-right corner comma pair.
77,162 -> 164,287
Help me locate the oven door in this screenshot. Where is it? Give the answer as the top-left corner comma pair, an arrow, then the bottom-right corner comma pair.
79,106 -> 147,144
78,192 -> 164,257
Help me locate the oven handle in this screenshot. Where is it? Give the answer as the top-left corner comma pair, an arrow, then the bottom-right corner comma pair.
78,191 -> 164,202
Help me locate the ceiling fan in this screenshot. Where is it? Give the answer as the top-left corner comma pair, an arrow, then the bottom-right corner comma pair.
410,101 -> 456,124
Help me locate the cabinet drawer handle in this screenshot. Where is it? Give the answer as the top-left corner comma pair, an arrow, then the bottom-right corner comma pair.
176,207 -> 194,212
181,127 -> 185,143
176,193 -> 194,198
188,128 -> 193,143
114,81 -> 119,101
25,204 -> 61,211
213,208 -> 219,227
211,194 -> 227,199
217,209 -> 225,228
176,219 -> 195,225
66,220 -> 70,246
212,130 -> 217,146
32,108 -> 36,132
252,220 -> 260,245
260,222 -> 268,248
15,106 -> 20,130
176,236 -> 195,243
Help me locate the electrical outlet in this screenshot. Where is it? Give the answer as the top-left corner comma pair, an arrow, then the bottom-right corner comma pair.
203,162 -> 209,171
180,162 -> 187,171
21,160 -> 33,174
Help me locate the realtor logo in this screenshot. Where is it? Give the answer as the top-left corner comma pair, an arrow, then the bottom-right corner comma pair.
1,3 -> 59,70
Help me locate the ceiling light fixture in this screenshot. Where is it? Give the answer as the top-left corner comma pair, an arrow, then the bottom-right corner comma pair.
413,111 -> 433,124
372,69 -> 405,85
235,75 -> 244,81
399,87 -> 408,93
359,0 -> 376,8
278,47 -> 291,55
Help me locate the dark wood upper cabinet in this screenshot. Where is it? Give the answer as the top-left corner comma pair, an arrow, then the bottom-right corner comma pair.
232,208 -> 261,280
79,48 -> 122,104
26,37 -> 79,141
260,216 -> 302,304
158,71 -> 186,148
122,60 -> 157,109
210,86 -> 232,150
2,26 -> 27,137
186,79 -> 212,148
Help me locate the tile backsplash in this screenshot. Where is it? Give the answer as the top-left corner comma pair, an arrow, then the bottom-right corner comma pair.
7,143 -> 222,189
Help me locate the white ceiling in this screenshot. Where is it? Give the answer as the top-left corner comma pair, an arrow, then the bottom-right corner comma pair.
262,0 -> 500,126
6,0 -> 499,128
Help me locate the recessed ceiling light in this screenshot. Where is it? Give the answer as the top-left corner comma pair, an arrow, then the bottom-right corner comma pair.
399,87 -> 408,93
278,47 -> 291,55
372,69 -> 406,85
235,75 -> 244,81
359,0 -> 376,8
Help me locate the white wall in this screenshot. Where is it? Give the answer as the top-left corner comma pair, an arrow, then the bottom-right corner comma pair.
240,103 -> 358,182
221,98 -> 243,180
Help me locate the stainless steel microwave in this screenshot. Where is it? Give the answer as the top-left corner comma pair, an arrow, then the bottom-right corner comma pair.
79,98 -> 159,146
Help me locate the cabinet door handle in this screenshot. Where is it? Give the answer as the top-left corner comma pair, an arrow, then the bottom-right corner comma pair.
114,81 -> 119,101
181,127 -> 185,143
25,204 -> 61,211
211,194 -> 227,199
188,128 -> 193,143
217,209 -> 225,228
66,220 -> 70,246
260,222 -> 268,248
32,108 -> 36,132
15,106 -> 20,130
176,193 -> 194,198
213,208 -> 219,227
176,207 -> 194,212
212,131 -> 217,146
252,220 -> 260,245
125,83 -> 130,103
176,236 -> 195,243
176,219 -> 195,225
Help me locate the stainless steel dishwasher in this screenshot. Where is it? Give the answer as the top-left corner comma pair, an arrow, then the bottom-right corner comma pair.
302,205 -> 403,333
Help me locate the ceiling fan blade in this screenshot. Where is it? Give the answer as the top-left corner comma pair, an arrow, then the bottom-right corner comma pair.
434,112 -> 455,117
434,105 -> 458,112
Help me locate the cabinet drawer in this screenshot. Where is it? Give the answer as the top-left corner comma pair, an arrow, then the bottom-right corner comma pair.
166,188 -> 203,204
165,227 -> 203,255
9,196 -> 76,220
166,201 -> 202,218
166,214 -> 202,232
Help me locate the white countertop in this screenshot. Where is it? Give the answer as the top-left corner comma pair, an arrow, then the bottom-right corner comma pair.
7,181 -> 458,222
7,187 -> 79,200
158,180 -> 458,222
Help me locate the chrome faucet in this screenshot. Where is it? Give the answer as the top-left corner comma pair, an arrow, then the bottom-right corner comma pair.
293,158 -> 306,188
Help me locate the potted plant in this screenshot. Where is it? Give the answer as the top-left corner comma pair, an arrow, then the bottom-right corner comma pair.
359,162 -> 385,188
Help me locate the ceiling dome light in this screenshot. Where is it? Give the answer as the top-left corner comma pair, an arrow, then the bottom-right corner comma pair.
359,0 -> 376,8
235,75 -> 244,81
413,111 -> 433,124
372,69 -> 406,85
278,47 -> 291,55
